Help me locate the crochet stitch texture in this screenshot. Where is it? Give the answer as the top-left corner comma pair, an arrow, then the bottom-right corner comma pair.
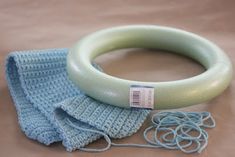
5,48 -> 150,151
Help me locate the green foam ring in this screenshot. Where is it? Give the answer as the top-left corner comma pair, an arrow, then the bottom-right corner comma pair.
67,25 -> 233,109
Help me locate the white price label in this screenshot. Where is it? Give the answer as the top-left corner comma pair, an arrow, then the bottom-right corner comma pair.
129,85 -> 154,109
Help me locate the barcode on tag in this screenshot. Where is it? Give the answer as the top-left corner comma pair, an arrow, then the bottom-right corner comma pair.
129,85 -> 154,109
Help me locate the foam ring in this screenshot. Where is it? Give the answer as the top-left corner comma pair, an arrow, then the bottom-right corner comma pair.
67,25 -> 233,109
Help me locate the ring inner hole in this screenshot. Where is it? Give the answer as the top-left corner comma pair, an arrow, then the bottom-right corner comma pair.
94,48 -> 205,82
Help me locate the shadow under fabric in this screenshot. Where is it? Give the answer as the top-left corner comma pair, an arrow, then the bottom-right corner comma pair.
5,48 -> 150,151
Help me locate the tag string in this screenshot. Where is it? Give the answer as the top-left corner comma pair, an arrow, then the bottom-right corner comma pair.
66,111 -> 215,154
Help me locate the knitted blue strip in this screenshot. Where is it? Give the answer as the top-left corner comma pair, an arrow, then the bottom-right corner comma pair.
5,48 -> 150,151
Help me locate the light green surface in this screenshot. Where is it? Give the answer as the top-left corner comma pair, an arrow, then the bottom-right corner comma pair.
67,25 -> 233,109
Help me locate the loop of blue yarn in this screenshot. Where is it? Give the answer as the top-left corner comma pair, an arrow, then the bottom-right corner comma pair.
67,111 -> 215,153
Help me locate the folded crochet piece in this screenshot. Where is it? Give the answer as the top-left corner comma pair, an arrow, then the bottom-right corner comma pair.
5,48 -> 150,151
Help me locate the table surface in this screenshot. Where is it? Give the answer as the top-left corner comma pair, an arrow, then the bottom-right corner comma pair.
0,0 -> 235,157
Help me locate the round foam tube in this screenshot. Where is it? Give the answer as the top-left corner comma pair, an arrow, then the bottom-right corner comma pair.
67,25 -> 233,109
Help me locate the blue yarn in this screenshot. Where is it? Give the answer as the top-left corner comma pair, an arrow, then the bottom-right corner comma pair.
67,111 -> 215,153
5,48 -> 150,151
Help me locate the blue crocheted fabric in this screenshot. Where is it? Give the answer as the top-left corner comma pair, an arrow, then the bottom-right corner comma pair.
5,48 -> 150,151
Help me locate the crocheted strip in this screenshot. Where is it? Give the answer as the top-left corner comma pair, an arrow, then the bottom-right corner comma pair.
5,48 -> 150,151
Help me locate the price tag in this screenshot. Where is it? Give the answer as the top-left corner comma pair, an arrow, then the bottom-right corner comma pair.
129,85 -> 154,109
